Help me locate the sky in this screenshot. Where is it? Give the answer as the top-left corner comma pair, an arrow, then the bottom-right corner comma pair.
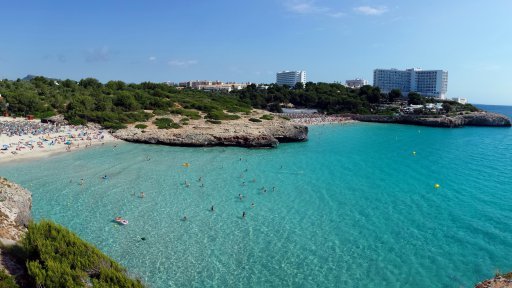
1,0 -> 511,105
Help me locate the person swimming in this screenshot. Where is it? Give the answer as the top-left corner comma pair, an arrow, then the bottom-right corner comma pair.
210,205 -> 214,212
140,192 -> 145,198
182,215 -> 188,221
102,175 -> 108,180
251,203 -> 255,208
242,211 -> 246,218
239,193 -> 243,200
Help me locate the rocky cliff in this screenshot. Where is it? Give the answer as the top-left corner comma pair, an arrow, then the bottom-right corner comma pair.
0,177 -> 32,241
114,116 -> 308,148
351,112 -> 511,128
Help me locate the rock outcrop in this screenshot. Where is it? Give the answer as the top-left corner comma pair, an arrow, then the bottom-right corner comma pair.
351,112 -> 511,128
462,112 -> 512,127
475,275 -> 512,288
114,112 -> 308,148
0,177 -> 32,241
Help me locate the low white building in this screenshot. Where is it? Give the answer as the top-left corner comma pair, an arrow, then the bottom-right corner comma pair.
451,97 -> 468,104
345,78 -> 368,89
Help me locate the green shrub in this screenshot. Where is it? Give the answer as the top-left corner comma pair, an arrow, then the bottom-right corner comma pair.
21,220 -> 144,288
170,122 -> 182,129
206,110 -> 240,120
134,124 -> 147,129
249,118 -> 262,122
206,119 -> 222,124
169,108 -> 201,120
152,109 -> 168,116
34,110 -> 56,119
0,269 -> 18,288
153,118 -> 173,129
102,122 -> 127,130
279,116 -> 291,121
259,114 -> 274,120
67,117 -> 87,126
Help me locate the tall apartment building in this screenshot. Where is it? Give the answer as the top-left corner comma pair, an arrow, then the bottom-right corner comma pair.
276,71 -> 306,87
373,68 -> 448,99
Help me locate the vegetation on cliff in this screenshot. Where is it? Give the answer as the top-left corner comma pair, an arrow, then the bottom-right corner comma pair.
4,220 -> 143,287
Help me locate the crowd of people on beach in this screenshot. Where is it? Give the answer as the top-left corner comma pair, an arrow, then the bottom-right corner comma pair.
283,113 -> 354,125
0,118 -> 109,156
0,120 -> 63,137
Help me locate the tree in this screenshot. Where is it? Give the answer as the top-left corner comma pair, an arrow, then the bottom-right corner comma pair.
388,89 -> 402,102
79,78 -> 102,89
294,82 -> 304,90
407,92 -> 425,105
442,103 -> 453,113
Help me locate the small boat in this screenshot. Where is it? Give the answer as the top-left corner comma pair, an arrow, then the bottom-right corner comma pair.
114,217 -> 128,225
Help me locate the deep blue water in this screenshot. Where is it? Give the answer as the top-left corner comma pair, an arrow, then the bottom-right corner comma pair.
476,104 -> 512,117
0,106 -> 511,287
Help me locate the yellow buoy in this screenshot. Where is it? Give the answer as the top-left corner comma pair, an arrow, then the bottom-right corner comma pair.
434,184 -> 440,189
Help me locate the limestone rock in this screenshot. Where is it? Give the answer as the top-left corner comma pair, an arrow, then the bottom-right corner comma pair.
114,118 -> 307,148
0,177 -> 32,241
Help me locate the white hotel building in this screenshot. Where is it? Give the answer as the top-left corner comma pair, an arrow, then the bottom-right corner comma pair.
373,68 -> 448,99
276,71 -> 306,87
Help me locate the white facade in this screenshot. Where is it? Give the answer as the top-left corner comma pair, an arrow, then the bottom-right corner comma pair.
345,78 -> 368,89
452,97 -> 468,104
276,71 -> 306,87
373,68 -> 448,99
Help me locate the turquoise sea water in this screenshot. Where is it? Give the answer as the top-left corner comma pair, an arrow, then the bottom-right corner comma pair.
0,107 -> 511,287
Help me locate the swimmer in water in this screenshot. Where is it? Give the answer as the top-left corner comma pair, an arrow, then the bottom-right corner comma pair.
211,205 -> 214,212
242,211 -> 246,218
251,203 -> 255,208
239,193 -> 243,200
182,215 -> 187,221
140,192 -> 145,198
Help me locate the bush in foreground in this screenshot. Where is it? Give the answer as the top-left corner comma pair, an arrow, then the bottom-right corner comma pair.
21,220 -> 144,287
0,270 -> 18,288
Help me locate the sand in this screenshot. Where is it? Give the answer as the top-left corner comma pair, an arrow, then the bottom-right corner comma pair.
0,117 -> 120,163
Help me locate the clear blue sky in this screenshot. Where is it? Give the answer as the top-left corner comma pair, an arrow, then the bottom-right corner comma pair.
1,0 -> 511,104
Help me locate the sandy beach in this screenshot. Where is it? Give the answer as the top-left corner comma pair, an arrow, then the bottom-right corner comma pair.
0,117 -> 120,163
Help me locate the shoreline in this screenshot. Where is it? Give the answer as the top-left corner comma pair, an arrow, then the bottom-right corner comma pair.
0,117 -> 121,164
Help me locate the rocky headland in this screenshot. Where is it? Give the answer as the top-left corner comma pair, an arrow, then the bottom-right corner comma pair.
114,110 -> 308,148
350,112 -> 511,128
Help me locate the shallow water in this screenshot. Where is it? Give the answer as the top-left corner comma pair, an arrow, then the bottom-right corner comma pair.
1,111 -> 511,287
